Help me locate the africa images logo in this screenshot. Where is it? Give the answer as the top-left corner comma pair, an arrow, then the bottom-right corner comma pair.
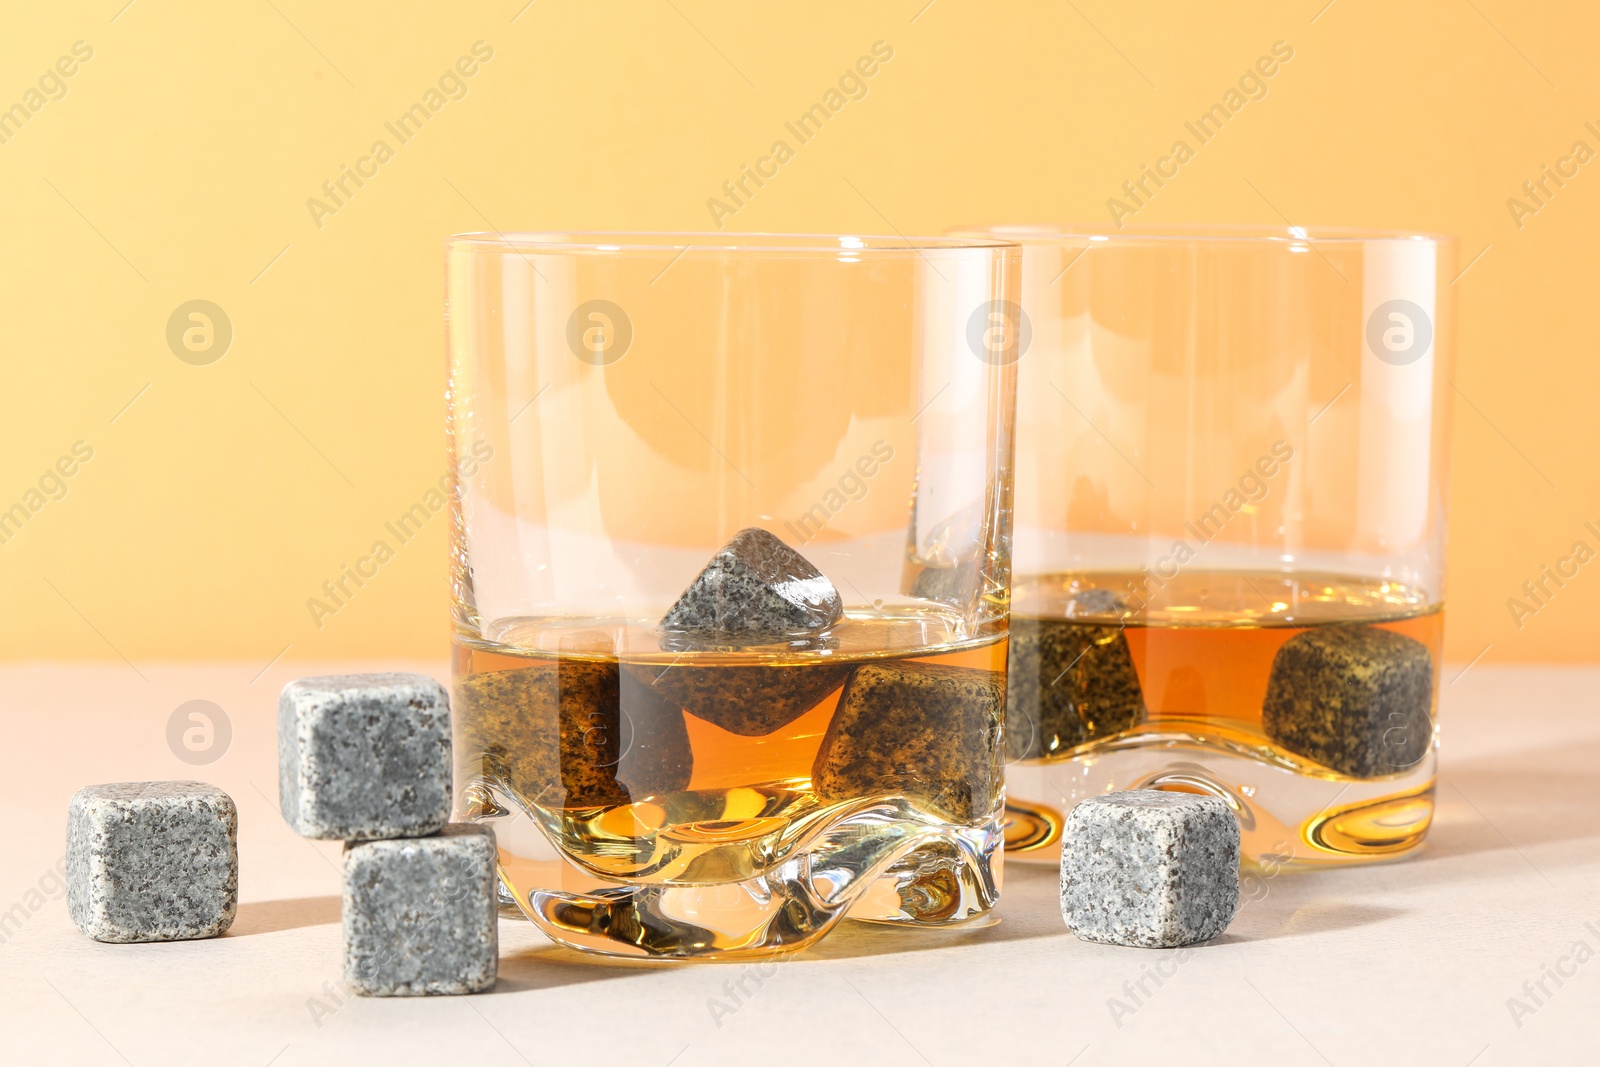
166,300 -> 233,366
966,300 -> 1032,366
166,700 -> 231,765
566,300 -> 632,366
1365,299 -> 1433,366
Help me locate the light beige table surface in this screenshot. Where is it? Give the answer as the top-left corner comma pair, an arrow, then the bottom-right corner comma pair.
0,661 -> 1594,1066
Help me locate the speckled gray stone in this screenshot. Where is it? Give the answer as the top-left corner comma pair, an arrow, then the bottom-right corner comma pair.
343,824 -> 497,996
1060,790 -> 1238,948
67,781 -> 238,943
812,661 -> 1006,822
279,673 -> 451,841
908,559 -> 981,604
1262,624 -> 1434,778
906,502 -> 985,604
455,659 -> 694,809
622,659 -> 851,736
660,527 -> 843,641
1007,589 -> 1145,760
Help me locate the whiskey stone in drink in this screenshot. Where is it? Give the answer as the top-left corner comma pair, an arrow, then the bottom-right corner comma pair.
661,527 -> 844,640
279,673 -> 453,841
343,824 -> 497,996
1007,589 -> 1145,760
1060,790 -> 1238,948
456,659 -> 693,809
1261,624 -> 1433,778
907,501 -> 985,605
67,781 -> 238,943
909,559 -> 980,605
626,660 -> 853,736
812,661 -> 1004,821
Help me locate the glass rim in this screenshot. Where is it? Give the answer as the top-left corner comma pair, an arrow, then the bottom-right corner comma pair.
445,230 -> 1019,256
953,223 -> 1456,247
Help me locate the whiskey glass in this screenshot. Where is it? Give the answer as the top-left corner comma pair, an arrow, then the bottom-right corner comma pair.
964,225 -> 1454,868
445,232 -> 1019,958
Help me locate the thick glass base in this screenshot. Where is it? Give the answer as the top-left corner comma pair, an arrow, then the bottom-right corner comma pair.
1004,723 -> 1436,868
1002,571 -> 1442,868
471,780 -> 1002,960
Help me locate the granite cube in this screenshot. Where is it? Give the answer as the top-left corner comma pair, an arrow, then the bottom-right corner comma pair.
660,527 -> 843,641
1261,625 -> 1434,778
906,502 -> 986,605
624,660 -> 852,736
1007,589 -> 1145,760
909,559 -> 981,605
812,661 -> 1005,822
343,823 -> 498,996
279,673 -> 452,841
67,781 -> 238,943
1060,790 -> 1238,948
455,658 -> 693,809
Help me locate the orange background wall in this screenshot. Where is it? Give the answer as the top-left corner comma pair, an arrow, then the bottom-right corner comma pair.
1,1 -> 1593,667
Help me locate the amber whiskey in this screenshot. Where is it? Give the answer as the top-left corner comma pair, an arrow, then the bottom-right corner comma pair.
452,613 -> 1008,957
1003,570 -> 1442,867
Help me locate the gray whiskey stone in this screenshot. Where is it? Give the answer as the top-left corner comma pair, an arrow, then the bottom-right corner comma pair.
279,673 -> 452,841
343,823 -> 497,996
909,559 -> 981,605
1007,589 -> 1144,760
455,659 -> 693,809
1261,625 -> 1433,778
812,661 -> 1005,822
1060,790 -> 1238,948
913,501 -> 984,568
67,781 -> 238,943
624,660 -> 852,736
907,502 -> 986,605
661,527 -> 843,640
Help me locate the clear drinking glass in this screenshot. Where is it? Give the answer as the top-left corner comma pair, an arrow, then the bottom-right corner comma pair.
963,224 -> 1454,868
445,231 -> 1020,959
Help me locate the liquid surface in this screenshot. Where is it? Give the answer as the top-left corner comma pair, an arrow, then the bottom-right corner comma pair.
480,602 -> 994,659
1015,569 -> 1435,625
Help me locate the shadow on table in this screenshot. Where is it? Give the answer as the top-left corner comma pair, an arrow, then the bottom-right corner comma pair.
1224,899 -> 1407,944
495,946 -> 676,992
1416,735 -> 1600,870
229,895 -> 341,936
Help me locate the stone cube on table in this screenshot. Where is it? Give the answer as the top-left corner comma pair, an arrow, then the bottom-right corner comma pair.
343,824 -> 498,996
1060,790 -> 1238,948
278,673 -> 452,841
67,781 -> 238,943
